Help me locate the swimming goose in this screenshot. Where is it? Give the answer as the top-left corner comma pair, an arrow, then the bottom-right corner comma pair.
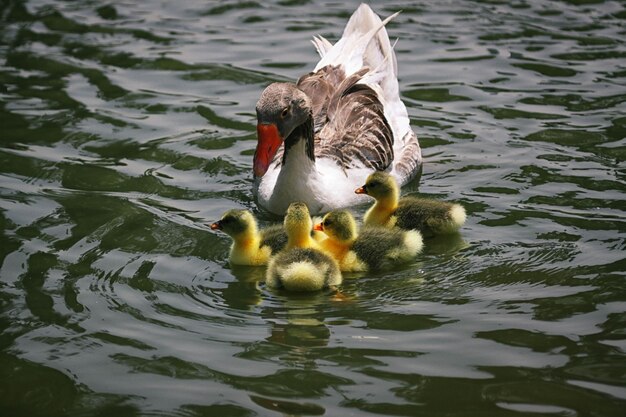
314,210 -> 423,272
266,202 -> 342,292
356,171 -> 467,237
253,4 -> 421,215
211,209 -> 286,266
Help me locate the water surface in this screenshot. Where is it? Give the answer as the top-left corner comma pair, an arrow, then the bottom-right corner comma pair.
1,0 -> 625,416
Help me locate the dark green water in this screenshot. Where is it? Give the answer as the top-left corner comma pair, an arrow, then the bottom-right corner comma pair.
1,0 -> 625,416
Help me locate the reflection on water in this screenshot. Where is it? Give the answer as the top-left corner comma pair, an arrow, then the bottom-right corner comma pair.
1,0 -> 625,416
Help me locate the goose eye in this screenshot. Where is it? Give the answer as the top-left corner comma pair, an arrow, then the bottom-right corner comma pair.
281,107 -> 289,118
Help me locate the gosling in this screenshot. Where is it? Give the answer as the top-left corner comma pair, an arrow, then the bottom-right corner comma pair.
266,202 -> 342,292
211,209 -> 286,266
314,210 -> 423,272
356,171 -> 466,237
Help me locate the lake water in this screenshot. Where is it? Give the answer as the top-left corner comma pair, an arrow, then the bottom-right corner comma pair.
1,0 -> 625,416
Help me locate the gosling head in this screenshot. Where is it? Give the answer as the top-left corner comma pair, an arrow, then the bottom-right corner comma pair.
210,209 -> 256,238
284,202 -> 312,237
314,210 -> 357,243
355,171 -> 398,201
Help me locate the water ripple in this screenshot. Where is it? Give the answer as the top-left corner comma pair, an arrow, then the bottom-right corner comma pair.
1,1 -> 625,416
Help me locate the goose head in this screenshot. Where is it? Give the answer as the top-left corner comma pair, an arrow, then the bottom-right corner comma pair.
254,83 -> 312,177
211,209 -> 256,238
314,210 -> 357,243
355,171 -> 399,202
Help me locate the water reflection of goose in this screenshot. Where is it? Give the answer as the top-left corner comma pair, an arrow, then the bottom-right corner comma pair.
253,4 -> 421,215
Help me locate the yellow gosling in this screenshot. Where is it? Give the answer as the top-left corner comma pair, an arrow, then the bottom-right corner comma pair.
211,209 -> 286,266
355,171 -> 466,237
266,248 -> 342,292
356,172 -> 399,228
314,210 -> 423,272
283,202 -> 321,250
266,202 -> 341,292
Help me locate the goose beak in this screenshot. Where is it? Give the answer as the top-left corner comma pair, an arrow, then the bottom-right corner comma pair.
210,221 -> 222,230
355,185 -> 367,195
254,123 -> 283,177
313,223 -> 324,231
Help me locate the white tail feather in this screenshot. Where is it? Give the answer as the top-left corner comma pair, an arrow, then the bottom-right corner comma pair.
311,35 -> 333,58
313,5 -> 398,75
360,38 -> 399,87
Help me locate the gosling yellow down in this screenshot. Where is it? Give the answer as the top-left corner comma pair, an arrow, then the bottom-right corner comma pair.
211,209 -> 286,266
356,171 -> 466,237
314,210 -> 423,272
266,202 -> 342,292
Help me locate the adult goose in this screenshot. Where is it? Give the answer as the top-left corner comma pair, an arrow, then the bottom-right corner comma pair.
253,4 -> 421,215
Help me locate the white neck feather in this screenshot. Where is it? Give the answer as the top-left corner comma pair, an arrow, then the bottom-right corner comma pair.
255,133 -> 371,215
268,139 -> 322,213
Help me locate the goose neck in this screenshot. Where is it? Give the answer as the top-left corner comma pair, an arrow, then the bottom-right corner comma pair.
283,113 -> 315,165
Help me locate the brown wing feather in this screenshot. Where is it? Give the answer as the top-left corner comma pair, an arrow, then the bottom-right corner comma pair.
316,74 -> 394,171
394,131 -> 421,182
296,64 -> 394,172
297,65 -> 344,133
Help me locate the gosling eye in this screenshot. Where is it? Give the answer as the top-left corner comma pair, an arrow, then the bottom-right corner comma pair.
323,219 -> 332,227
280,107 -> 289,118
368,180 -> 379,188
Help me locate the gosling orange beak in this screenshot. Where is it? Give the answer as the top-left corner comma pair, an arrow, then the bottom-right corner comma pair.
313,223 -> 324,231
210,221 -> 222,230
254,123 -> 283,177
355,185 -> 367,195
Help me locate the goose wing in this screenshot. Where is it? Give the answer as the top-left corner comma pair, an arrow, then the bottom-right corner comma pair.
297,65 -> 394,172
